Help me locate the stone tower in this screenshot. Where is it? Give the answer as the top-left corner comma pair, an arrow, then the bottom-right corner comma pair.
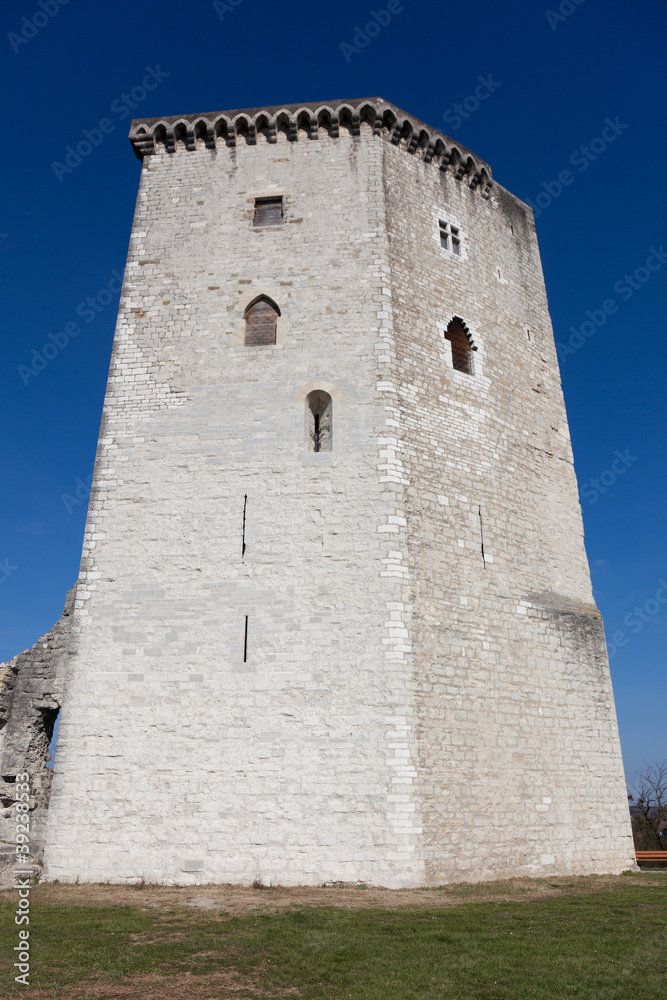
41,98 -> 635,886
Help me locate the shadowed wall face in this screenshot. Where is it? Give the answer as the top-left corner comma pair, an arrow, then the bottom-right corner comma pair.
381,138 -> 633,881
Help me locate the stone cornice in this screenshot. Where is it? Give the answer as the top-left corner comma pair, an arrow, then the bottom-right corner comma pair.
129,97 -> 493,198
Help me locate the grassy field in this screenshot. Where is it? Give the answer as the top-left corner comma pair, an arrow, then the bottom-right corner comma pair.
0,873 -> 665,999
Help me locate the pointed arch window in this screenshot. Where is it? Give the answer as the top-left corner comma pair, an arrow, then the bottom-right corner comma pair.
244,296 -> 280,346
446,318 -> 474,375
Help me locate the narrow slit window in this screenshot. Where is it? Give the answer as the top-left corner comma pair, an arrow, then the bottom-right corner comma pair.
244,296 -> 280,346
478,506 -> 487,569
307,391 -> 332,452
254,197 -> 283,227
241,494 -> 248,559
44,707 -> 61,770
446,319 -> 474,375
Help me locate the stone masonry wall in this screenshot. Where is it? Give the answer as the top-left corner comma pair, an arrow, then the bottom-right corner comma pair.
380,141 -> 635,879
41,102 -> 634,885
44,125 -> 427,886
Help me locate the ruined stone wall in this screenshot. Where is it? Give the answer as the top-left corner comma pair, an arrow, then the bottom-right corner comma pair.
0,588 -> 75,874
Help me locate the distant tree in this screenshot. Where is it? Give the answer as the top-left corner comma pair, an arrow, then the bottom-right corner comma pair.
628,762 -> 667,851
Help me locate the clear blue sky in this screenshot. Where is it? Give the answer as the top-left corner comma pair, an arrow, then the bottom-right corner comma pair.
1,0 -> 664,787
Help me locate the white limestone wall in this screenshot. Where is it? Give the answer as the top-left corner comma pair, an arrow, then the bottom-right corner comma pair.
380,142 -> 635,880
44,129 -> 425,886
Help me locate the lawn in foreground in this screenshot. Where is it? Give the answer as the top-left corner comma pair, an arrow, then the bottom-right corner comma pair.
0,876 -> 665,999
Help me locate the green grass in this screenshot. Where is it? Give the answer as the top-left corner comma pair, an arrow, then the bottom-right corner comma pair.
1,880 -> 666,998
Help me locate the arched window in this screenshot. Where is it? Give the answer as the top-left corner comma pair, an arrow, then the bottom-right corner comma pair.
244,296 -> 280,346
306,391 -> 332,452
446,318 -> 473,375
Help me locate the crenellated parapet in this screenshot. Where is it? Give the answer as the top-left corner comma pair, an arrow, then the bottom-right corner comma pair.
129,97 -> 493,198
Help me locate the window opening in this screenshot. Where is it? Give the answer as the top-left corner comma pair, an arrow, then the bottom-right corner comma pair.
254,197 -> 283,226
478,505 -> 487,568
439,219 -> 461,255
243,616 -> 249,662
446,319 -> 473,375
44,707 -> 61,770
307,391 -> 332,452
244,296 -> 280,346
241,494 -> 248,559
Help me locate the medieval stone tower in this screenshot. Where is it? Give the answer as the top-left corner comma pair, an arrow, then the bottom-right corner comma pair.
38,98 -> 634,885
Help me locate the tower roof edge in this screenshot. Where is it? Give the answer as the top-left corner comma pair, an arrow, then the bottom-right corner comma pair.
128,97 -> 493,197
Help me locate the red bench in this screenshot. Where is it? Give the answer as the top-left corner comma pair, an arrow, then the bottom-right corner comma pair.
636,851 -> 667,864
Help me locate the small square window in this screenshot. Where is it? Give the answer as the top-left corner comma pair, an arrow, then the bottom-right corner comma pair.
254,197 -> 283,227
439,219 -> 462,256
